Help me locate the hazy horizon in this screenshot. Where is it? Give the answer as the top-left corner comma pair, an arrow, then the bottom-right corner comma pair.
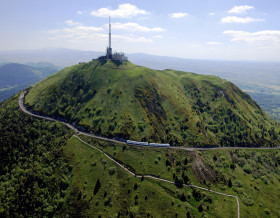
1,47 -> 280,64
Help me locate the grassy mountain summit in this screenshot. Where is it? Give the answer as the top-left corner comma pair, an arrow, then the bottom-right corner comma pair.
25,60 -> 280,147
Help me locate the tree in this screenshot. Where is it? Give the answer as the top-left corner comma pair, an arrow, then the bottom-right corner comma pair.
198,203 -> 203,212
243,164 -> 252,174
228,178 -> 232,188
174,176 -> 183,188
213,155 -> 217,161
230,162 -> 236,171
166,159 -> 171,166
134,183 -> 138,190
180,193 -> 187,202
94,179 -> 101,195
183,157 -> 188,165
182,171 -> 190,184
192,189 -> 201,201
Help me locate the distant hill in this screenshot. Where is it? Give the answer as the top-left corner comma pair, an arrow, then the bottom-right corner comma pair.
25,59 -> 280,147
0,63 -> 60,102
0,48 -> 102,68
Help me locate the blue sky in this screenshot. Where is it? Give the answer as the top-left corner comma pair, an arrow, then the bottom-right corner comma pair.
0,0 -> 279,61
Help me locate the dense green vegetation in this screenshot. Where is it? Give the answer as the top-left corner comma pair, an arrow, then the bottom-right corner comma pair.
0,95 -> 72,216
25,60 -> 280,147
0,95 -> 236,217
63,136 -> 237,217
77,135 -> 280,217
200,149 -> 280,217
1,94 -> 279,217
0,63 -> 59,102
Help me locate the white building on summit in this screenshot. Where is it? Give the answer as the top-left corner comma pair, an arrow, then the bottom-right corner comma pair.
99,17 -> 128,63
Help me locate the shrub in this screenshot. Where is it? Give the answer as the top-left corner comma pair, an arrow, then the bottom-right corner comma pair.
198,203 -> 203,212
134,183 -> 138,190
242,193 -> 254,206
264,208 -> 270,215
234,180 -> 243,188
239,158 -> 246,167
192,189 -> 202,201
230,163 -> 236,170
261,176 -> 268,184
109,167 -> 116,175
175,176 -> 183,188
166,159 -> 171,166
243,164 -> 252,174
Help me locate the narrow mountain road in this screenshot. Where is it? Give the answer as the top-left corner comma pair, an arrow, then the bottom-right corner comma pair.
19,91 -> 240,218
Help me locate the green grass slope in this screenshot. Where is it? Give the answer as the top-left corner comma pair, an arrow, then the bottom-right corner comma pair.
63,134 -> 280,217
25,60 -> 280,147
63,136 -> 237,217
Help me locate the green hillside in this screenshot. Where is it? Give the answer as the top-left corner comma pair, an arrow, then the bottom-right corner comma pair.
1,94 -> 280,217
25,60 -> 280,147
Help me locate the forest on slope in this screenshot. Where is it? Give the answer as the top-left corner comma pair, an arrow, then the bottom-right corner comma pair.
0,94 -> 72,216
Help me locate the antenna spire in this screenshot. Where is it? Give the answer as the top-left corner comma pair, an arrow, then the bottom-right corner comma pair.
99,16 -> 127,62
109,16 -> 111,50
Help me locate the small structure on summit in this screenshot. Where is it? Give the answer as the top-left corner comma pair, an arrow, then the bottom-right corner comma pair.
98,17 -> 128,63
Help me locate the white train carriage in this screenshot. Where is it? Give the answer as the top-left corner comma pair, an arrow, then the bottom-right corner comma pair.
126,140 -> 170,147
126,140 -> 149,146
149,143 -> 170,147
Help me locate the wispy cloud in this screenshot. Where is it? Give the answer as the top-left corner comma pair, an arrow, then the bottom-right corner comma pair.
91,3 -> 149,18
45,21 -> 154,44
223,30 -> 280,43
153,35 -> 163,39
228,5 -> 254,14
45,21 -> 104,40
206,42 -> 222,45
169,12 -> 188,18
221,16 -> 264,24
115,35 -> 153,43
209,12 -> 215,16
109,22 -> 166,32
65,20 -> 83,26
77,10 -> 83,15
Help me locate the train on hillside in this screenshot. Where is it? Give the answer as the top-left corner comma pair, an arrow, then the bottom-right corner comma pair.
126,140 -> 170,147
